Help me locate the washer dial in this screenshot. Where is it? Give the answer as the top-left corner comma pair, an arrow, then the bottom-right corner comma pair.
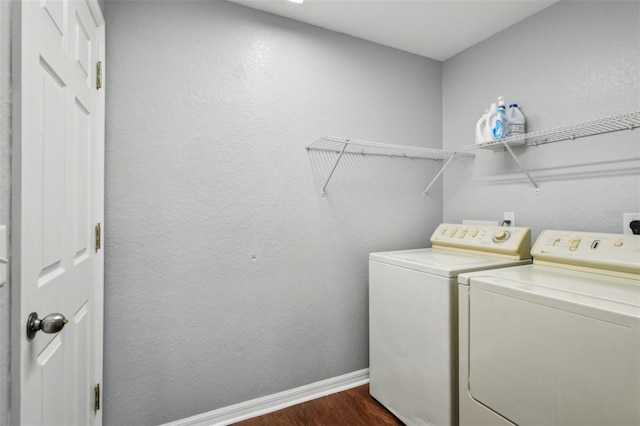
493,230 -> 510,243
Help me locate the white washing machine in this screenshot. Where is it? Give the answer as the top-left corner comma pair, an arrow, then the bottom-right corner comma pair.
369,223 -> 532,426
458,230 -> 640,426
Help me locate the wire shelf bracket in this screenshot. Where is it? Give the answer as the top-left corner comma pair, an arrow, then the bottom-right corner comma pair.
501,140 -> 540,194
423,153 -> 457,196
306,136 -> 475,197
319,140 -> 348,197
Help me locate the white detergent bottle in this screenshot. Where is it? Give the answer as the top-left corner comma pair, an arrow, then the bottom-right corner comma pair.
485,102 -> 498,140
507,104 -> 526,136
475,109 -> 489,144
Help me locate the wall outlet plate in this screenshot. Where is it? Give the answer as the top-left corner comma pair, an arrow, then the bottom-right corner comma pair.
623,212 -> 640,235
503,212 -> 515,227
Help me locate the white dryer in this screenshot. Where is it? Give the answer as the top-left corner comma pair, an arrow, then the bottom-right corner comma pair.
458,230 -> 640,426
369,223 -> 532,426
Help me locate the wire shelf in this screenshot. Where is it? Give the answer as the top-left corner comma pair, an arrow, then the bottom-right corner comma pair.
464,111 -> 640,152
462,110 -> 640,194
306,111 -> 638,196
306,136 -> 474,196
308,136 -> 474,160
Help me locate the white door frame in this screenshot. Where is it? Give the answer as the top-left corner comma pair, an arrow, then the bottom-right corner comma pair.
10,0 -> 105,423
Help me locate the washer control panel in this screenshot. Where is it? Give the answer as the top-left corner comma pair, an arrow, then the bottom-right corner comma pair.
533,230 -> 640,276
430,223 -> 531,259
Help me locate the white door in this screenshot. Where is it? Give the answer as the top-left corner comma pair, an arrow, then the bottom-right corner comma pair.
13,0 -> 105,424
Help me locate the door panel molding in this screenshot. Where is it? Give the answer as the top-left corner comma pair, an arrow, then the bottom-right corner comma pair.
11,0 -> 105,424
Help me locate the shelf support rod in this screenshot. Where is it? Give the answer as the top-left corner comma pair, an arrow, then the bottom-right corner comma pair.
321,141 -> 348,196
501,140 -> 540,194
423,153 -> 456,196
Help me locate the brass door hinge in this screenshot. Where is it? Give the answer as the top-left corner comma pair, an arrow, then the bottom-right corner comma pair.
96,61 -> 102,89
94,384 -> 101,412
95,223 -> 101,252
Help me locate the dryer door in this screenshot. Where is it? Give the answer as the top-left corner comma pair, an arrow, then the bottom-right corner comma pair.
468,276 -> 640,426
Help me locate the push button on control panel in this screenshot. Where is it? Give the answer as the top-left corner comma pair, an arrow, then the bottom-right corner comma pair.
471,229 -> 479,238
450,228 -> 458,237
569,239 -> 581,251
614,240 -> 624,247
459,229 -> 468,238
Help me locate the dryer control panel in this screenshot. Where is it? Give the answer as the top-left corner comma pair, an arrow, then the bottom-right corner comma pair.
533,230 -> 640,277
430,223 -> 531,260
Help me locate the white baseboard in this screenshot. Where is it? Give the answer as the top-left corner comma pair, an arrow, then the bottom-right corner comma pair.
160,368 -> 370,426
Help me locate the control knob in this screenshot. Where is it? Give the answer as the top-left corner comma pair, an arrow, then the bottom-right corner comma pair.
493,230 -> 510,243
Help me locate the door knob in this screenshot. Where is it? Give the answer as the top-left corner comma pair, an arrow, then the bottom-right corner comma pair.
26,312 -> 68,339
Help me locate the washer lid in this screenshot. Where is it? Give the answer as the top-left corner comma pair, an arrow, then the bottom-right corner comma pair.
464,264 -> 640,322
369,248 -> 530,278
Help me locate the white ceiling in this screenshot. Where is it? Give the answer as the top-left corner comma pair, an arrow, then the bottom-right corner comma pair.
228,0 -> 558,61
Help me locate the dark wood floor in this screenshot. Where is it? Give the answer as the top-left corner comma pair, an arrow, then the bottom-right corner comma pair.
233,384 -> 404,425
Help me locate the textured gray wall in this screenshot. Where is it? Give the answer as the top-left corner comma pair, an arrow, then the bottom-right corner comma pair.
5,1 -> 638,426
0,0 -> 10,424
443,1 -> 640,239
104,2 -> 442,425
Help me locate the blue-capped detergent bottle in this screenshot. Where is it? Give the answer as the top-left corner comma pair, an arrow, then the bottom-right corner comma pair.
506,103 -> 526,146
491,96 -> 509,140
507,104 -> 525,136
485,103 -> 498,141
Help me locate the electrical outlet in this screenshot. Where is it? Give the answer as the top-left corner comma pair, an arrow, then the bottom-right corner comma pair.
503,212 -> 515,227
623,212 -> 640,235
